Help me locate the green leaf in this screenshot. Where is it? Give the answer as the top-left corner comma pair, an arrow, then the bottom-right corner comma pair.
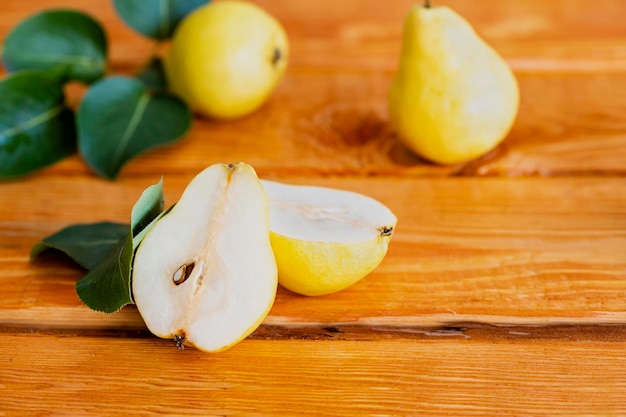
74,179 -> 167,313
77,76 -> 191,179
30,221 -> 128,269
136,57 -> 168,92
1,9 -> 107,84
75,232 -> 134,313
113,0 -> 209,40
131,178 -> 165,238
0,70 -> 77,179
132,205 -> 173,248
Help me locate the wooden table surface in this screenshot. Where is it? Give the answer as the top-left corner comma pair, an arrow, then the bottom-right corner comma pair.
2,0 -> 626,415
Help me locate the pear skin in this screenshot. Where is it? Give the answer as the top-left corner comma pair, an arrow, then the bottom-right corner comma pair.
389,3 -> 520,164
165,1 -> 289,120
261,180 -> 397,297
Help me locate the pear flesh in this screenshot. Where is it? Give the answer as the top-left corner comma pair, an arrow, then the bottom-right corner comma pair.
261,180 -> 397,296
132,163 -> 277,352
389,4 -> 520,164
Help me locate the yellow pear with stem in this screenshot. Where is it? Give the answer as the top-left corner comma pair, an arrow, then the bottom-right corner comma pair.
389,0 -> 519,164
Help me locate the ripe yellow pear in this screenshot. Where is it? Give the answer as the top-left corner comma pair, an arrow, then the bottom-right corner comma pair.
164,1 -> 288,119
389,1 -> 519,164
261,180 -> 397,296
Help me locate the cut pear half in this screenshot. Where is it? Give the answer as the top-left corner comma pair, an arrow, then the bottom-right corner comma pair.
261,180 -> 397,296
133,163 -> 277,352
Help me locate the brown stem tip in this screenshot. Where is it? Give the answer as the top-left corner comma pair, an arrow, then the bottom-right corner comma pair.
424,0 -> 432,8
174,334 -> 186,351
272,48 -> 282,66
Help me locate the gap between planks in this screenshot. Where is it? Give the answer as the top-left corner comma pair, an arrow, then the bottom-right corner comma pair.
2,321 -> 626,344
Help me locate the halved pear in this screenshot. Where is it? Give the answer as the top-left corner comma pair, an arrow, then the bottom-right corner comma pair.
132,163 -> 277,352
261,180 -> 397,296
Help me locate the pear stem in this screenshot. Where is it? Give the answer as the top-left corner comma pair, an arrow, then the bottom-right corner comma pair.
424,0 -> 432,8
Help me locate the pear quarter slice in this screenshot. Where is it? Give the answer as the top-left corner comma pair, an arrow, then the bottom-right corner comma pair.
133,163 -> 277,352
261,180 -> 397,296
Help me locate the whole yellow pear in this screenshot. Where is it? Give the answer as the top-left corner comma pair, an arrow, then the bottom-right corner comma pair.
164,1 -> 289,119
389,2 -> 519,164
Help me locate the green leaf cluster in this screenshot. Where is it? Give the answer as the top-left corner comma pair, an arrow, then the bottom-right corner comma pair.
1,1 -> 209,180
31,179 -> 171,313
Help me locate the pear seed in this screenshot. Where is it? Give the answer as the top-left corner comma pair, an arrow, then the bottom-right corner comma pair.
379,226 -> 394,237
173,262 -> 195,285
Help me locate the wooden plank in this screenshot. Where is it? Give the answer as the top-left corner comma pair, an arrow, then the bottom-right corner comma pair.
2,0 -> 626,71
2,2 -> 626,178
2,333 -> 626,416
2,176 -> 625,330
2,69 -> 624,179
1,1 -> 625,415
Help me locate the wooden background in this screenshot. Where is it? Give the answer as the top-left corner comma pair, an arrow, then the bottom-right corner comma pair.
1,0 -> 626,415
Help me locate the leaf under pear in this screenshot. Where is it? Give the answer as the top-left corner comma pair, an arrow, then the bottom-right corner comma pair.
75,232 -> 134,313
75,179 -> 167,312
30,222 -> 128,269
32,179 -> 167,313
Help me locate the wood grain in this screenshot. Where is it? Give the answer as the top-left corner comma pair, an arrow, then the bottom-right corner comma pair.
2,334 -> 626,416
10,69 -> 623,179
4,0 -> 626,71
2,176 -> 624,330
2,1 -> 626,177
1,1 -> 626,415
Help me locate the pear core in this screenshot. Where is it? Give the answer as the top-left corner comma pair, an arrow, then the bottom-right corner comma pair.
261,180 -> 397,296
